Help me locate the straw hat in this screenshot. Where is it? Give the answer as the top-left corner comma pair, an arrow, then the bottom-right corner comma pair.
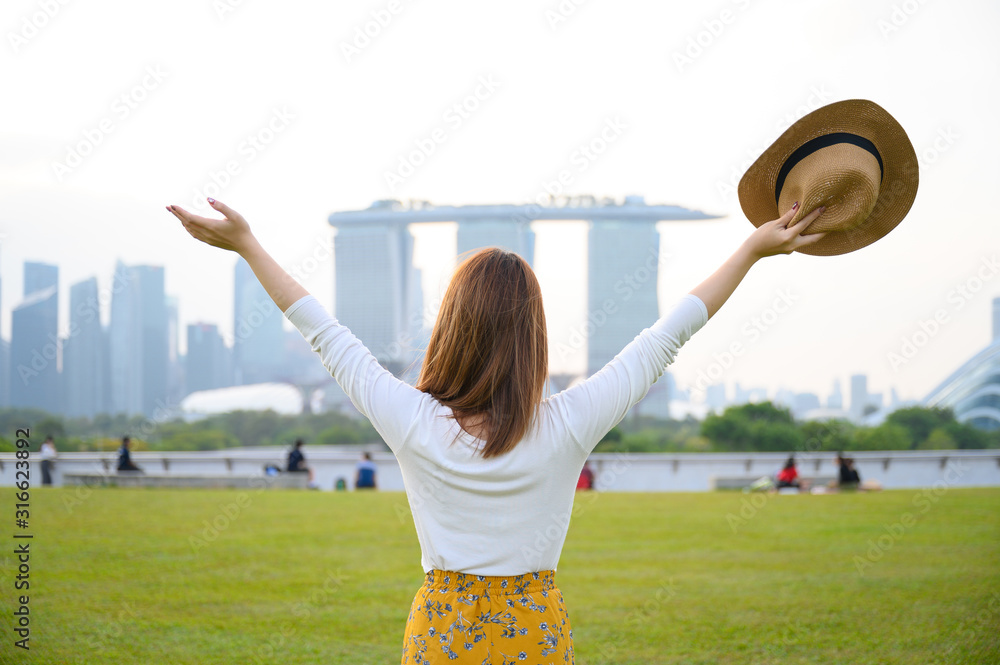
738,99 -> 919,256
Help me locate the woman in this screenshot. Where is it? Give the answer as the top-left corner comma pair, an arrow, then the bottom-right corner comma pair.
167,197 -> 825,663
776,455 -> 800,489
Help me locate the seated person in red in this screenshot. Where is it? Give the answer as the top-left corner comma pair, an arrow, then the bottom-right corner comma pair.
776,456 -> 800,489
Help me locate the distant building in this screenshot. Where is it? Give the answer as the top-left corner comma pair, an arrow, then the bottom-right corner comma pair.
924,299 -> 1000,431
456,217 -> 535,265
792,392 -> 821,417
24,261 -> 58,298
233,257 -> 285,385
10,262 -> 60,412
827,379 -> 843,410
993,297 -> 1000,341
850,374 -> 868,421
705,383 -> 727,411
329,222 -> 419,369
109,262 -> 168,417
328,196 -> 718,395
63,277 -> 107,418
186,323 -> 229,394
586,214 -> 661,376
0,338 -> 8,408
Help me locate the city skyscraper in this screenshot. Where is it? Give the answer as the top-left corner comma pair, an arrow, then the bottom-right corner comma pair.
850,374 -> 868,421
331,223 -> 420,367
233,257 -> 285,384
63,277 -> 107,418
993,296 -> 999,341
456,218 -> 536,266
0,251 -> 6,407
186,323 -> 229,394
109,261 -> 168,417
828,379 -> 843,410
328,197 -> 717,387
24,261 -> 58,297
166,295 -> 184,406
586,215 -> 661,375
10,262 -> 60,412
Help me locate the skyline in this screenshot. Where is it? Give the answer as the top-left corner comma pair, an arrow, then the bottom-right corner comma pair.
1,0 -> 998,406
2,242 -> 996,416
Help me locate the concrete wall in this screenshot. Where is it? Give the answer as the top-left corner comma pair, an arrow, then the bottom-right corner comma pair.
3,448 -> 998,492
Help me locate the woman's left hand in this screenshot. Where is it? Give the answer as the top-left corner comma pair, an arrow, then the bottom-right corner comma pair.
166,198 -> 255,254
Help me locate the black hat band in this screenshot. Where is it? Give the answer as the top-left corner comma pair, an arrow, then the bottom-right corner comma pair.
774,132 -> 884,206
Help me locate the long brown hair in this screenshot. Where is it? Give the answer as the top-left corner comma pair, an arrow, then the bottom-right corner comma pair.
417,248 -> 548,458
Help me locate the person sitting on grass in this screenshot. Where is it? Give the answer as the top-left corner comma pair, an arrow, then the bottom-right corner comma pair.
355,452 -> 377,490
835,452 -> 860,490
286,439 -> 316,486
117,436 -> 142,473
167,196 -> 826,662
776,455 -> 801,490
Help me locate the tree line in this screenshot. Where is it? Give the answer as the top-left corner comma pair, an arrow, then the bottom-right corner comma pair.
595,403 -> 998,453
0,407 -> 381,453
0,403 -> 995,454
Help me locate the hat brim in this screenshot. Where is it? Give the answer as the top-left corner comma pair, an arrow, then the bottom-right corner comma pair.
737,99 -> 919,256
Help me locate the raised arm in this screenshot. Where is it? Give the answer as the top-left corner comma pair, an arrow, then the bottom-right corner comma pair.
552,202 -> 827,453
166,198 -> 307,312
167,197 -> 425,454
690,202 -> 826,319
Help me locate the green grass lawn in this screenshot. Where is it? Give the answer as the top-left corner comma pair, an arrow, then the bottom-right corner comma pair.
1,487 -> 998,664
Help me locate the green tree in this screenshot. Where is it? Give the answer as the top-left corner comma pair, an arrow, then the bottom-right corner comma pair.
885,406 -> 956,447
702,402 -> 797,451
851,422 -> 912,451
919,427 -> 956,450
800,419 -> 855,453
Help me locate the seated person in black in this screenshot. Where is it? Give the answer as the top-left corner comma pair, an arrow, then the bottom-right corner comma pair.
286,439 -> 315,484
836,453 -> 859,489
117,436 -> 142,472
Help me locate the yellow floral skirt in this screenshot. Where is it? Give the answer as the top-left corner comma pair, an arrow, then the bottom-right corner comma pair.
401,569 -> 574,664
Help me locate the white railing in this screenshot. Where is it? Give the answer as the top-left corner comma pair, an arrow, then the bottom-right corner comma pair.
2,448 -> 998,492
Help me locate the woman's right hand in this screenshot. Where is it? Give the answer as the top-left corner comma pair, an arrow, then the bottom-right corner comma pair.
743,203 -> 827,259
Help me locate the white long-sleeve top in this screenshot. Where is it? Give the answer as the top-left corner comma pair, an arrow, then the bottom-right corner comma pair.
285,293 -> 708,575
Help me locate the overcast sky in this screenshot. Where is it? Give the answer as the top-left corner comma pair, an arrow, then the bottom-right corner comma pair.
2,0 -> 998,405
